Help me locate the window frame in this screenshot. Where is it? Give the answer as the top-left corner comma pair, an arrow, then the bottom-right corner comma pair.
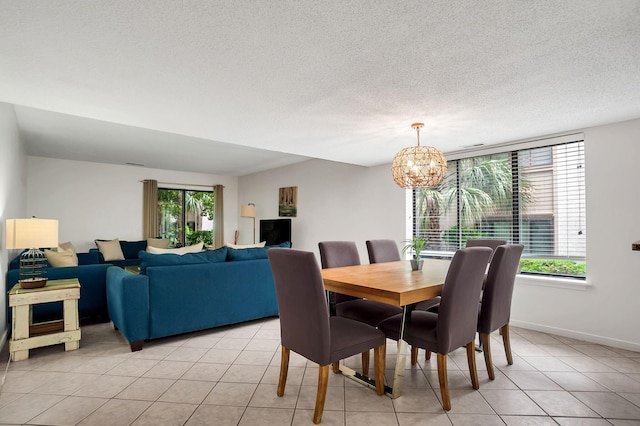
411,133 -> 586,280
157,187 -> 215,247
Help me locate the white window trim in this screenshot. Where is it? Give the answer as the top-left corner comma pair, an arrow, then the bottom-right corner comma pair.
516,273 -> 590,290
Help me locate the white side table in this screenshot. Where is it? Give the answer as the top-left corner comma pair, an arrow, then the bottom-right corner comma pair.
9,278 -> 81,361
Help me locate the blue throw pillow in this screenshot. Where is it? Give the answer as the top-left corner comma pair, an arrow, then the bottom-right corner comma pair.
120,240 -> 147,259
204,246 -> 228,263
139,251 -> 209,273
226,241 -> 291,261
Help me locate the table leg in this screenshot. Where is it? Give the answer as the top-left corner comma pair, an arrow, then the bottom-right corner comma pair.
11,305 -> 30,361
63,299 -> 80,351
391,305 -> 411,399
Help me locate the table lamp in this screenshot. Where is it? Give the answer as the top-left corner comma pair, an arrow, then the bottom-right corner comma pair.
240,203 -> 257,243
6,217 -> 59,288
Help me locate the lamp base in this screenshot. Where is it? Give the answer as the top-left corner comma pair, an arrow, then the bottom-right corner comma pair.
18,278 -> 48,289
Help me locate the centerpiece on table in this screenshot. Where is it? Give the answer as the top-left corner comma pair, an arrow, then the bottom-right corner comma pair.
402,236 -> 427,271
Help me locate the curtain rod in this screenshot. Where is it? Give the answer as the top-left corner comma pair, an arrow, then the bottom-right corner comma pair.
140,180 -> 224,188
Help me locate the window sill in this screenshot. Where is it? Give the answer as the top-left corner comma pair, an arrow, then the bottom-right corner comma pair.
516,273 -> 590,291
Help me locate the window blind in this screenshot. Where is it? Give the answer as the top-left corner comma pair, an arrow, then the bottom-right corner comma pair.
413,138 -> 586,278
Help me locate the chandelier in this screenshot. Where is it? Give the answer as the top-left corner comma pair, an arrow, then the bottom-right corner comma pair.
391,122 -> 448,189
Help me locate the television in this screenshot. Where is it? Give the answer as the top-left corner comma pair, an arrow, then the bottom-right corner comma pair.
260,219 -> 292,246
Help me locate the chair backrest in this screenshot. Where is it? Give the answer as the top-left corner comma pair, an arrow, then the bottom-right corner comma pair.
465,239 -> 507,262
268,248 -> 331,365
318,241 -> 361,303
436,247 -> 493,354
366,239 -> 401,263
318,241 -> 361,268
478,244 -> 524,334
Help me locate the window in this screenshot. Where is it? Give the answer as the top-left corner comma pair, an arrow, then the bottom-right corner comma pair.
413,140 -> 586,279
158,188 -> 215,247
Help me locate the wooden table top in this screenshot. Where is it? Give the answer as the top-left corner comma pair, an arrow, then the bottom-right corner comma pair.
321,259 -> 450,307
9,278 -> 81,295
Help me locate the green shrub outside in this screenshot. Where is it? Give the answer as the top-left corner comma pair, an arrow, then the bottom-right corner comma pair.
186,229 -> 213,247
519,259 -> 585,277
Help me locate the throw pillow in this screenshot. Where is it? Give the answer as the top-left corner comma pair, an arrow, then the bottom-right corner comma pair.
147,238 -> 170,249
44,247 -> 78,267
57,241 -> 79,265
225,241 -> 266,249
146,242 -> 204,255
58,241 -> 76,252
138,250 -> 209,273
95,239 -> 125,261
120,240 -> 147,259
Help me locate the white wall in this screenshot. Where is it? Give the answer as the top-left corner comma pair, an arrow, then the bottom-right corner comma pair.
240,119 -> 640,351
26,157 -> 240,252
239,159 -> 407,264
511,118 -> 640,351
0,103 -> 28,345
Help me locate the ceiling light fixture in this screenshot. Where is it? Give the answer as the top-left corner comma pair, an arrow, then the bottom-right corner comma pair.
391,122 -> 448,189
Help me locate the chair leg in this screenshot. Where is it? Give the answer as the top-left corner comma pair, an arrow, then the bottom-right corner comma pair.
313,364 -> 330,424
332,362 -> 340,373
362,350 -> 370,377
374,341 -> 386,395
501,324 -> 513,365
436,353 -> 451,411
277,346 -> 290,397
425,350 -> 431,360
466,341 -> 480,390
411,346 -> 418,365
480,332 -> 495,380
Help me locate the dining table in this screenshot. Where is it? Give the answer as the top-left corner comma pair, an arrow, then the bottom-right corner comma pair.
321,258 -> 451,398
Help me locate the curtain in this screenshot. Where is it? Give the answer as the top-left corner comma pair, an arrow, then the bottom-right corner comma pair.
143,179 -> 158,239
213,185 -> 224,248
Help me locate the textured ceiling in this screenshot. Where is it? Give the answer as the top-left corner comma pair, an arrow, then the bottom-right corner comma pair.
1,1 -> 640,176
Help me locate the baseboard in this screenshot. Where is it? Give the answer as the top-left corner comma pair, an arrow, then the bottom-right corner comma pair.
510,319 -> 640,352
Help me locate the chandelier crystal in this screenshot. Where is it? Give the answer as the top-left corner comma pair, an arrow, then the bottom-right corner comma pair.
391,123 -> 448,189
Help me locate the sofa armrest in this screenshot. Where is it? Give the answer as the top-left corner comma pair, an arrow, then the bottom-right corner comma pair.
106,266 -> 150,348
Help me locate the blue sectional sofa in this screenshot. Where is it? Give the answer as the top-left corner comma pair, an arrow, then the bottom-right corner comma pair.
6,251 -> 111,325
106,244 -> 286,351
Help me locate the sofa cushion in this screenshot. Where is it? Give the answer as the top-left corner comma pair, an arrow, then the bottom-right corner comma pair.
139,250 -> 209,273
44,247 -> 78,267
204,246 -> 228,263
96,239 -> 125,261
120,240 -> 147,259
146,242 -> 203,255
147,238 -> 170,249
226,241 -> 291,261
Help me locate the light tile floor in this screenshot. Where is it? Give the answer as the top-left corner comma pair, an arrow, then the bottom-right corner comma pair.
1,318 -> 639,425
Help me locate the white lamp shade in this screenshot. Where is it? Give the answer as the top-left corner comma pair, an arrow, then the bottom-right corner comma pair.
240,205 -> 256,218
6,218 -> 59,249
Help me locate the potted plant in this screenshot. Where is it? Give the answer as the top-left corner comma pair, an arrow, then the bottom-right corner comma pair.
402,236 -> 428,271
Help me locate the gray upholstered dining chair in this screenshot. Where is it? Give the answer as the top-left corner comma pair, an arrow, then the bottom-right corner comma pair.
268,248 -> 386,424
413,238 -> 508,314
378,246 -> 492,411
478,244 -> 524,379
318,241 -> 402,376
366,239 -> 402,263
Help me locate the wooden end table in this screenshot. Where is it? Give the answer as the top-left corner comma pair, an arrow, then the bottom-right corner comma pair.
9,278 -> 81,361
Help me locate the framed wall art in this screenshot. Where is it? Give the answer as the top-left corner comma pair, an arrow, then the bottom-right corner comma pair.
279,186 -> 297,217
